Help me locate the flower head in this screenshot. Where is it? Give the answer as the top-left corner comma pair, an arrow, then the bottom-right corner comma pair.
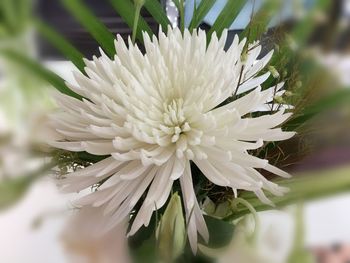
49,27 -> 295,252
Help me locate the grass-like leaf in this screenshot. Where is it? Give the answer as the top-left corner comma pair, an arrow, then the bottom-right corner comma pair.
35,19 -> 85,72
62,0 -> 116,57
240,0 -> 280,41
0,49 -> 82,99
144,0 -> 170,30
109,0 -> 153,43
208,0 -> 246,38
189,0 -> 216,30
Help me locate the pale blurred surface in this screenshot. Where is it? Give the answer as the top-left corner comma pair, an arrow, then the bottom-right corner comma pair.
1,180 -> 350,263
0,178 -> 69,263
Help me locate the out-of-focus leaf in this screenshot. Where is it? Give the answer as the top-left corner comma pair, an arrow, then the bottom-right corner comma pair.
208,0 -> 246,38
0,0 -> 17,32
0,162 -> 55,210
18,0 -> 33,27
0,0 -> 33,33
62,0 -> 115,57
226,165 -> 350,220
0,175 -> 34,210
109,0 -> 153,43
144,0 -> 170,30
131,235 -> 157,263
288,204 -> 314,263
240,0 -> 280,41
203,215 -> 234,248
290,0 -> 331,46
189,0 -> 216,30
172,0 -> 185,32
286,89 -> 350,131
270,0 -> 331,66
35,19 -> 85,72
172,0 -> 181,10
0,49 -> 82,99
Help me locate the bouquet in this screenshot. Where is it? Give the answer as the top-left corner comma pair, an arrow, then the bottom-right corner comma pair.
1,0 -> 350,262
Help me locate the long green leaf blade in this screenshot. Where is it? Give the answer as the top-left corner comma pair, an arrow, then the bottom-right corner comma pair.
0,49 -> 82,99
109,0 -> 153,43
61,0 -> 115,57
189,0 -> 216,30
208,0 -> 246,38
35,19 -> 85,72
144,0 -> 170,30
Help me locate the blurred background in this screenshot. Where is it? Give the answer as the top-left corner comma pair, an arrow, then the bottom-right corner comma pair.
1,0 -> 350,262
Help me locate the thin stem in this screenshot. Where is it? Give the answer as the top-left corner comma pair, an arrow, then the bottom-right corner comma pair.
132,3 -> 142,44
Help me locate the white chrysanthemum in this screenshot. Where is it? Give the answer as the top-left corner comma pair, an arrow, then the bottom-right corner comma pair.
49,27 -> 295,252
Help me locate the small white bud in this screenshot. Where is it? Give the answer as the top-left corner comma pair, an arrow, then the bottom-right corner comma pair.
269,66 -> 280,79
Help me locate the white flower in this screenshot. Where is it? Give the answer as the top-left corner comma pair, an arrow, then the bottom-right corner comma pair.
48,27 -> 295,252
203,211 -> 295,263
62,206 -> 131,263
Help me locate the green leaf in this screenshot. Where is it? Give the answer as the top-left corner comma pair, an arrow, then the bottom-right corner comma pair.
109,0 -> 153,43
0,49 -> 82,99
172,0 -> 181,10
290,0 -> 331,46
131,236 -> 157,263
62,0 -> 115,57
76,152 -> 110,163
286,88 -> 350,131
269,0 -> 331,66
0,176 -> 34,210
144,0 -> 170,30
203,215 -> 234,248
226,165 -> 350,221
287,204 -> 314,263
35,19 -> 85,72
240,0 -> 280,41
0,162 -> 56,210
208,0 -> 246,38
0,0 -> 17,32
189,0 -> 216,30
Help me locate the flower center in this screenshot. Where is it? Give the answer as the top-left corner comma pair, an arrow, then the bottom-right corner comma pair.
162,99 -> 191,143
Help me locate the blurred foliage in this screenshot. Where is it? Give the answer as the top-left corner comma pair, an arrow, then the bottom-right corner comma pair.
0,0 -> 33,38
288,204 -> 314,263
0,161 -> 55,210
227,165 -> 350,220
0,0 -> 53,212
0,175 -> 35,210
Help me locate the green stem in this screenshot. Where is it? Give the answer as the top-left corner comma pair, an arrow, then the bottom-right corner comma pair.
132,3 -> 142,44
